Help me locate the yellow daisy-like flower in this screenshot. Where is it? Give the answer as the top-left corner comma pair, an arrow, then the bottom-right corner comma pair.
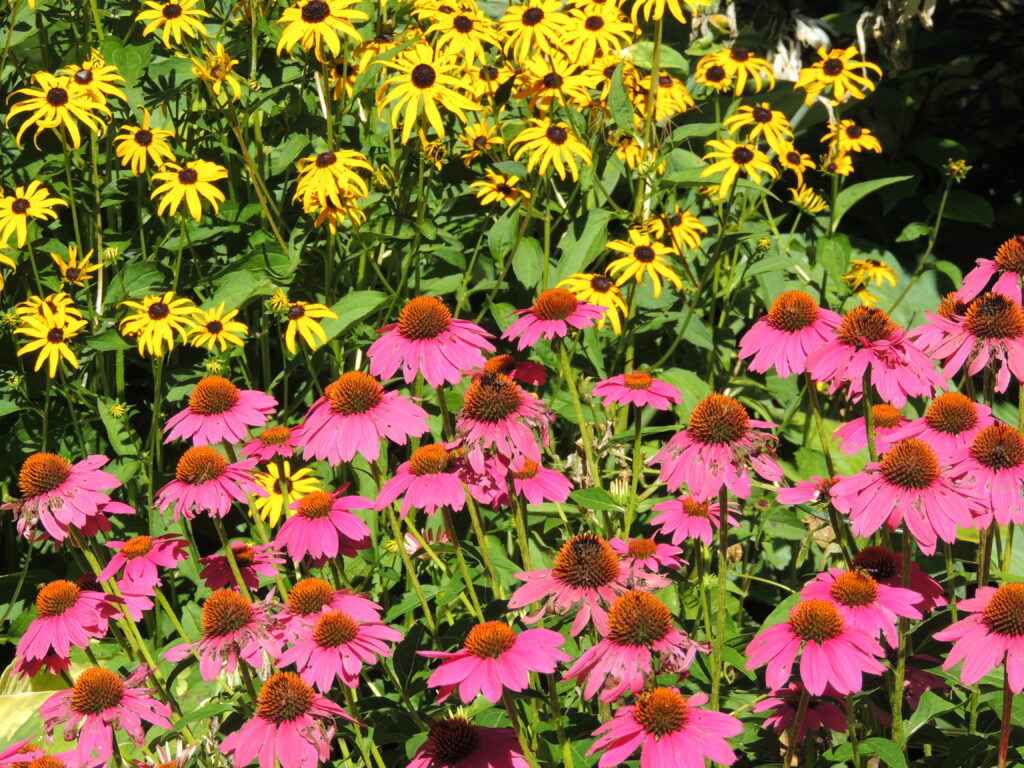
511,118 -> 592,181
823,151 -> 854,177
693,57 -> 733,92
629,0 -> 710,24
192,42 -> 244,100
630,71 -> 695,121
788,184 -> 828,215
327,57 -> 360,101
500,0 -> 569,63
469,170 -> 530,207
564,5 -> 636,67
609,132 -> 644,170
464,62 -> 516,102
649,207 -> 707,252
295,149 -> 372,209
119,292 -> 199,357
515,52 -> 597,112
0,254 -> 16,291
377,45 -> 481,144
270,289 -> 291,312
190,303 -> 249,351
276,0 -> 368,62
776,141 -> 816,185
51,246 -> 100,287
822,119 -> 882,154
151,159 -> 228,221
588,52 -> 636,102
61,51 -> 127,104
845,259 -> 897,291
606,229 -> 682,299
5,72 -> 111,149
458,121 -> 504,166
253,462 -> 323,527
795,46 -> 883,106
16,293 -> 83,325
700,139 -> 778,199
113,108 -> 176,175
699,47 -> 775,95
137,0 -> 210,47
426,8 -> 502,67
0,181 -> 66,249
723,102 -> 793,154
15,302 -> 88,378
312,194 -> 367,232
557,272 -> 628,334
280,299 -> 338,355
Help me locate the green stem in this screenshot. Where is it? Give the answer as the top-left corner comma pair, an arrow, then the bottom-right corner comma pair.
999,665 -> 1013,768
502,691 -> 540,768
465,493 -> 503,598
710,485 -> 730,710
440,507 -> 485,621
890,532 -> 912,748
861,371 -> 878,463
782,687 -> 810,766
384,506 -> 437,636
508,477 -> 533,571
212,517 -> 254,602
887,175 -> 953,314
557,343 -> 601,487
847,695 -> 862,768
623,403 -> 643,536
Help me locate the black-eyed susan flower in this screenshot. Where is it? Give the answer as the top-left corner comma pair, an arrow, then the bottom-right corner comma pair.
795,46 -> 882,106
588,51 -> 636,101
326,56 -> 359,100
119,292 -> 199,357
275,294 -> 338,355
564,5 -> 636,67
15,303 -> 88,378
190,303 -> 248,351
458,121 -> 503,166
699,47 -> 774,95
426,8 -> 502,66
823,151 -> 854,177
700,139 -> 777,199
253,462 -> 322,527
312,194 -> 367,231
629,0 -> 709,24
500,0 -> 568,62
377,44 -> 481,144
630,71 -> 694,120
822,119 -> 882,154
469,170 -> 530,207
511,118 -> 592,181
557,273 -> 629,334
192,43 -> 243,100
693,58 -> 733,92
5,72 -> 110,149
650,207 -> 707,253
51,246 -> 100,287
0,182 -> 66,248
420,134 -> 448,170
515,52 -> 597,112
788,184 -> 828,215
845,259 -> 897,294
277,0 -> 368,62
61,50 -> 126,104
16,292 -> 83,325
608,132 -> 646,171
606,229 -> 682,299
295,149 -> 372,209
723,102 -> 793,154
776,141 -> 816,185
151,160 -> 228,221
113,108 -> 175,175
0,254 -> 15,291
137,0 -> 210,47
464,62 -> 516,101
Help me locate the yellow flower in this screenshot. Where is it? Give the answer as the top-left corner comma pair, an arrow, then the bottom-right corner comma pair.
500,0 -> 569,62
845,259 -> 897,290
426,8 -> 502,67
795,46 -> 882,106
629,0 -> 710,24
655,207 -> 707,252
822,119 -> 882,154
606,229 -> 682,298
723,102 -> 793,154
119,292 -> 199,357
190,303 -> 249,351
0,254 -> 15,291
137,0 -> 210,47
0,181 -> 66,248
151,160 -> 228,221
788,184 -> 828,215
700,139 -> 778,199
61,51 -> 127,104
51,246 -> 101,287
510,118 -> 592,181
693,57 -> 733,92
557,272 -> 628,334
464,62 -> 516,102
823,151 -> 854,177
114,108 -> 176,175
420,134 -> 447,171
277,0 -> 368,62
698,47 -> 774,95
270,289 -> 291,312
630,71 -> 694,121
326,57 -> 360,101
15,302 -> 88,378
564,5 -> 636,67
280,299 -> 338,354
515,52 -> 598,112
776,141 -> 816,185
16,293 -> 83,325
458,121 -> 504,166
469,170 -> 530,207
5,72 -> 111,149
312,194 -> 367,231
253,462 -> 323,527
192,42 -> 244,100
295,149 -> 372,209
377,44 -> 481,144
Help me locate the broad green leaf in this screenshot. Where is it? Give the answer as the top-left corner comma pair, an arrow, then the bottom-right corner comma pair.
570,488 -> 622,511
320,290 -> 388,341
487,210 -> 519,261
860,737 -> 909,768
906,690 -> 958,737
757,591 -> 801,631
511,237 -> 544,289
934,190 -> 994,227
553,208 -> 612,282
896,221 -> 930,242
832,175 -> 913,230
608,64 -> 635,133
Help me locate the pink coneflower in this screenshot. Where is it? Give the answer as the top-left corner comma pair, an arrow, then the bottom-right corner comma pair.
278,609 -> 402,691
455,373 -> 553,473
15,580 -> 118,678
375,444 -> 467,517
649,496 -> 739,546
919,293 -> 1024,393
0,738 -> 44,763
155,447 -> 263,520
935,582 -> 1024,690
745,598 -> 887,695
4,453 -> 131,542
833,403 -> 908,455
508,533 -> 626,636
164,590 -> 283,680
853,546 -> 947,612
274,489 -> 371,565
907,292 -> 969,350
751,683 -> 846,743
39,666 -> 172,761
77,572 -> 153,624
418,621 -> 569,703
404,527 -> 453,558
277,577 -> 384,633
199,542 -> 284,591
592,371 -> 682,410
804,306 -> 945,407
97,534 -> 189,595
220,671 -> 357,768
300,371 -> 429,465
368,296 -> 495,387
830,438 -> 980,555
501,288 -> 605,350
564,591 -> 708,702
801,567 -> 924,646
407,718 -> 528,768
502,456 -> 573,506
651,393 -> 781,500
958,235 -> 1024,303
587,688 -> 741,768
890,392 -> 993,458
610,537 -> 686,588
240,425 -> 300,461
480,353 -> 547,385
775,476 -> 840,506
163,375 -> 277,446
951,424 -> 1024,527
739,290 -> 842,378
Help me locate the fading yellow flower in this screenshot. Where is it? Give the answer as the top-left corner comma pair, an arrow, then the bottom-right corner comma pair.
605,229 -> 682,299
795,46 -> 882,106
51,246 -> 101,287
312,194 -> 367,232
5,72 -> 111,149
845,259 -> 897,293
822,119 -> 882,154
151,160 -> 228,221
253,462 -> 323,527
788,184 -> 828,215
557,273 -> 628,334
192,42 -> 243,100
190,303 -> 248,351
119,292 -> 199,357
469,170 -> 530,208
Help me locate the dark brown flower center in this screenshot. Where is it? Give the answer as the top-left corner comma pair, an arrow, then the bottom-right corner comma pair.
426,718 -> 479,763
464,621 -> 516,658
607,590 -> 672,646
257,672 -> 316,723
19,452 -> 71,497
687,393 -> 750,444
297,490 -> 334,519
409,444 -> 452,475
925,392 -> 978,435
767,290 -> 819,332
189,375 -> 241,415
70,668 -> 124,715
789,599 -> 845,643
462,373 -> 522,422
287,304 -> 305,320
313,610 -> 359,648
983,583 -> 1024,637
837,306 -> 896,346
705,64 -> 726,82
964,293 -> 1024,339
496,183 -> 513,195
453,14 -> 473,31
532,288 -> 579,320
585,15 -> 603,29
122,535 -> 154,559
845,124 -> 863,139
301,0 -> 330,23
36,580 -> 80,617
633,245 -> 656,263
730,46 -> 750,61
175,446 -> 228,485
879,439 -> 940,490
11,198 -> 30,214
315,151 -> 336,168
552,533 -> 620,589
623,371 -> 653,390
205,320 -> 224,334
627,538 -> 657,558
542,72 -> 564,89
829,570 -> 879,607
411,64 -> 437,89
232,542 -> 255,566
74,69 -> 93,84
483,354 -> 516,375
65,267 -> 82,281
545,125 -> 568,145
970,424 -> 1024,470
398,296 -> 451,339
178,168 -> 198,184
732,146 -> 754,164
786,151 -> 802,165
522,6 -> 543,24
326,371 -> 385,415
163,3 -> 183,18
148,301 -> 170,319
822,58 -> 844,76
853,546 -> 898,580
202,589 -> 254,637
46,87 -> 69,106
994,235 -> 1024,274
590,274 -> 613,292
752,106 -> 772,123
872,404 -> 902,429
287,578 -> 334,615
634,688 -> 690,736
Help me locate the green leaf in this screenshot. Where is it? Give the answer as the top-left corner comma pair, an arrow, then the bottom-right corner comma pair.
906,690 -> 958,737
832,175 -> 913,230
757,592 -> 801,631
860,737 -> 908,768
511,237 -> 544,289
570,488 -> 622,511
487,210 -> 519,261
85,329 -> 132,352
319,291 -> 388,341
553,209 -> 612,283
628,41 -> 689,74
0,399 -> 19,417
895,221 -> 930,243
934,190 -> 994,227
931,259 -> 963,287
105,261 -> 165,305
815,234 -> 851,290
608,64 -> 635,134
